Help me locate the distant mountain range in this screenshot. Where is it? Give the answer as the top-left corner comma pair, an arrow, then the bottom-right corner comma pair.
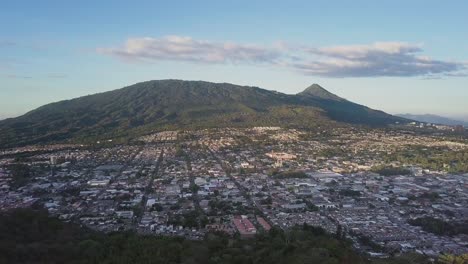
0,80 -> 407,148
397,114 -> 468,127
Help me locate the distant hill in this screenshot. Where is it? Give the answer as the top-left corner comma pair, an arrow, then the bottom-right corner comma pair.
397,113 -> 467,127
0,80 -> 407,148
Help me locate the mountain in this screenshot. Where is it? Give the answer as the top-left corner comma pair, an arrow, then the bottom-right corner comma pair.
297,83 -> 402,125
397,114 -> 468,127
299,84 -> 345,101
0,80 -> 406,148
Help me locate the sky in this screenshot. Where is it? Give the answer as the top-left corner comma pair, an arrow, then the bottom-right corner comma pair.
1,0 -> 468,121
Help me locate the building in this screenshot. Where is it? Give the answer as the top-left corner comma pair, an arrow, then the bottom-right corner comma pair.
116,211 -> 134,219
233,215 -> 257,238
256,216 -> 271,231
266,152 -> 296,161
87,179 -> 110,186
50,156 -> 58,165
454,125 -> 465,133
206,224 -> 233,234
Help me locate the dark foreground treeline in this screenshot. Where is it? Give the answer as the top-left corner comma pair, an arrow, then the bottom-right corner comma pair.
0,208 -> 430,264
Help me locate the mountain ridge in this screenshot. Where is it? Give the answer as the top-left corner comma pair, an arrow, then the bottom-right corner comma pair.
397,113 -> 468,127
0,79 -> 407,148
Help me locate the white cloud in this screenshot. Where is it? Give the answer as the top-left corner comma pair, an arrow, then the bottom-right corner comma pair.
97,36 -> 280,64
47,73 -> 67,78
3,73 -> 68,79
0,40 -> 17,47
98,36 -> 467,78
6,74 -> 32,79
296,42 -> 465,77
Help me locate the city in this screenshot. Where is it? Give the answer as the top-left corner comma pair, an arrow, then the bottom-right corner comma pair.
1,126 -> 467,259
2,1 -> 468,263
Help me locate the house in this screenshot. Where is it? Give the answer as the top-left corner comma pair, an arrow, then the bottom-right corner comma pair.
233,215 -> 257,238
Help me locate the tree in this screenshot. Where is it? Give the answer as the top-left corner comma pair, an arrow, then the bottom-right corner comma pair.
8,163 -> 31,188
335,224 -> 345,240
190,184 -> 200,194
438,254 -> 468,264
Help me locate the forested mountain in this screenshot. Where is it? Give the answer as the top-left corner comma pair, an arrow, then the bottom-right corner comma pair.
0,80 -> 407,148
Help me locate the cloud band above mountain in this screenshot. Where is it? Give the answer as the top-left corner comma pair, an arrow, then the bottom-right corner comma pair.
97,36 -> 281,64
295,42 -> 465,77
98,36 -> 466,78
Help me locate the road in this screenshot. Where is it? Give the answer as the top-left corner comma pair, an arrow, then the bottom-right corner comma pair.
134,147 -> 164,228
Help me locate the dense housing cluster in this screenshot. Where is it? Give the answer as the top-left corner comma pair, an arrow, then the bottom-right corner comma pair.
1,126 -> 467,259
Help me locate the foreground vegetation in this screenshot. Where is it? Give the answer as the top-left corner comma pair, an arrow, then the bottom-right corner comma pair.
0,208 -> 444,264
408,217 -> 468,236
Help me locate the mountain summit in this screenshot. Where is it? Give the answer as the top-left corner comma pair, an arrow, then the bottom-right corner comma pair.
0,80 -> 406,147
299,84 -> 345,101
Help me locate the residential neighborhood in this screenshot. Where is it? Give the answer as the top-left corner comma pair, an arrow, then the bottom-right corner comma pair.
1,126 -> 467,258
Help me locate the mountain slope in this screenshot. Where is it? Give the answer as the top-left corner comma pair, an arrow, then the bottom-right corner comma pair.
298,84 -> 403,125
300,84 -> 345,101
0,80 -> 406,148
397,114 -> 468,127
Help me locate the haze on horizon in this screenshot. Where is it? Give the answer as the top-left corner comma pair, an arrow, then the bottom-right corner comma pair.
1,0 -> 467,120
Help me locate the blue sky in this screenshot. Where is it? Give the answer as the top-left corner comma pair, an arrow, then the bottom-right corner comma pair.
1,0 -> 468,120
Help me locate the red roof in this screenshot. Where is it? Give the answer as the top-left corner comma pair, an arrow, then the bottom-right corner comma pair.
233,216 -> 257,235
256,217 -> 271,231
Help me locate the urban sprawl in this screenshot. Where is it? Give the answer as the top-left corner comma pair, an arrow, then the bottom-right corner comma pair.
1,126 -> 467,258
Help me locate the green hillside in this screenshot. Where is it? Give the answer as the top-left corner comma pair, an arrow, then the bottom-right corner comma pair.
0,80 -> 406,148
